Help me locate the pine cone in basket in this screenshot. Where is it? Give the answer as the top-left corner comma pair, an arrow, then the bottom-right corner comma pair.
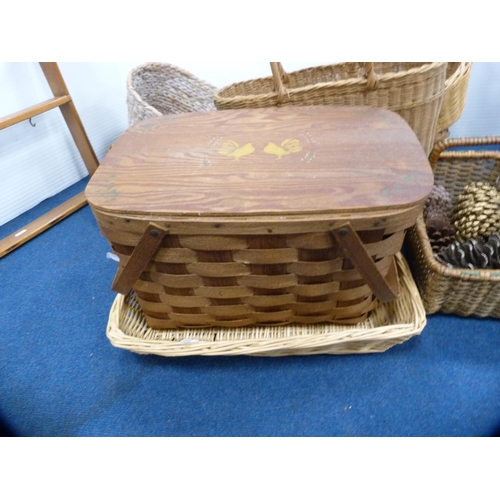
423,184 -> 453,220
452,182 -> 500,241
426,215 -> 456,253
435,233 -> 500,269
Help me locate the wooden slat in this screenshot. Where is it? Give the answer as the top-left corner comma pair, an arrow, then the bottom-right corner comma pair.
0,96 -> 72,130
331,224 -> 399,303
292,281 -> 341,297
238,274 -> 298,289
195,285 -> 253,299
92,204 -> 422,236
201,304 -> 254,317
186,261 -> 250,278
244,293 -> 295,307
38,63 -> 71,96
111,224 -> 168,295
39,63 -> 100,176
160,294 -> 210,308
0,191 -> 87,258
233,248 -> 298,264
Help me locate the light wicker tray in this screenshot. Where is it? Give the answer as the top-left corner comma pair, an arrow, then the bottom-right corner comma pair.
106,253 -> 426,357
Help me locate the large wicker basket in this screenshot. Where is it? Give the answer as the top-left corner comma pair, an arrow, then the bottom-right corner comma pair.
406,136 -> 500,317
127,62 -> 217,126
214,62 -> 448,155
86,106 -> 433,330
106,253 -> 427,356
436,62 -> 473,133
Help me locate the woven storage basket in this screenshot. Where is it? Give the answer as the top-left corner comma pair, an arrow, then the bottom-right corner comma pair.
214,62 -> 447,155
106,253 -> 427,356
436,62 -> 473,133
406,136 -> 500,317
86,105 -> 433,329
127,62 -> 217,126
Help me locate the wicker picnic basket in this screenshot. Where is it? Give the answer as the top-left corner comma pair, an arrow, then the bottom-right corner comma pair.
436,62 -> 473,133
214,62 -> 448,155
406,136 -> 500,317
106,253 -> 427,356
86,105 -> 433,330
126,62 -> 217,126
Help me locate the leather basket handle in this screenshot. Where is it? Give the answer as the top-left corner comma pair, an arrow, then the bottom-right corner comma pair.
331,223 -> 399,303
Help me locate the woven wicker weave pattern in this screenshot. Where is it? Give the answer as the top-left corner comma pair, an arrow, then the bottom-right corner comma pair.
106,253 -> 426,356
106,225 -> 406,329
126,62 -> 217,126
437,62 -> 473,132
430,157 -> 500,206
406,137 -> 500,317
214,62 -> 447,155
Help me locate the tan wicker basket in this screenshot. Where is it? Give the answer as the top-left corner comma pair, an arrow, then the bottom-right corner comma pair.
436,62 -> 473,133
214,62 -> 447,155
406,136 -> 500,317
127,62 -> 217,126
106,253 -> 426,356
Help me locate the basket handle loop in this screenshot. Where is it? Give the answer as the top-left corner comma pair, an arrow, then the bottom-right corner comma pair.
270,62 -> 379,102
429,136 -> 500,170
363,63 -> 379,90
275,62 -> 289,84
331,223 -> 399,303
111,223 -> 168,295
270,62 -> 287,104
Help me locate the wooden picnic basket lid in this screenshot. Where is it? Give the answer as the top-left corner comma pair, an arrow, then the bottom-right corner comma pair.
85,105 -> 433,218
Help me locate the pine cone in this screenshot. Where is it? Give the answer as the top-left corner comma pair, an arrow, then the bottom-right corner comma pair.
426,215 -> 456,252
452,182 -> 500,241
436,233 -> 500,269
424,184 -> 453,220
482,233 -> 500,268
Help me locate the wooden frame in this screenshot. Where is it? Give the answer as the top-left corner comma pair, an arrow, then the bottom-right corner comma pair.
0,62 -> 99,257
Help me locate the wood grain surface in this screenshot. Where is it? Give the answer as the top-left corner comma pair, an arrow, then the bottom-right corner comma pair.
85,106 -> 433,217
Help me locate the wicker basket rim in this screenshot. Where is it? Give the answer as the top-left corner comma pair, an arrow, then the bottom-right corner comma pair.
429,136 -> 500,170
438,150 -> 500,161
126,62 -> 218,117
445,62 -> 472,87
216,62 -> 447,100
127,61 -> 217,86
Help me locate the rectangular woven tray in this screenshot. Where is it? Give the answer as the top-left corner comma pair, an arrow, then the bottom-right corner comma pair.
106,253 -> 426,356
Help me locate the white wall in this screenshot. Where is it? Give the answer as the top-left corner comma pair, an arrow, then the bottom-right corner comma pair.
448,62 -> 500,138
1,62 -> 498,226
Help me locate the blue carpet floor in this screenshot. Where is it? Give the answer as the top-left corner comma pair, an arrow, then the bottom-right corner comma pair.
1,178 -> 499,437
